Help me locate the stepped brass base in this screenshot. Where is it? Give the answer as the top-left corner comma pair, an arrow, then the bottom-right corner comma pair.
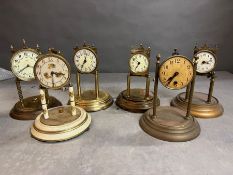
139,106 -> 200,142
171,92 -> 224,118
31,106 -> 91,142
116,88 -> 159,113
10,96 -> 62,120
72,90 -> 113,112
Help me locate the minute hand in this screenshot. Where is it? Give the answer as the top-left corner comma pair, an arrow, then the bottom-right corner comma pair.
166,72 -> 179,86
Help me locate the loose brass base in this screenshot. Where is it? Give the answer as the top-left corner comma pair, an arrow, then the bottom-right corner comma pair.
116,88 -> 159,113
10,96 -> 62,120
73,90 -> 113,112
139,106 -> 200,142
171,92 -> 224,118
31,106 -> 91,142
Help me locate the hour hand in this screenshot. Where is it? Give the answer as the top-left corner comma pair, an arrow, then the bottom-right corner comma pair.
166,72 -> 179,86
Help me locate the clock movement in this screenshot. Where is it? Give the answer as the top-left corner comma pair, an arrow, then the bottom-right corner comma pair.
171,44 -> 224,118
31,48 -> 91,142
71,43 -> 113,112
9,39 -> 61,120
116,44 -> 159,113
140,49 -> 200,142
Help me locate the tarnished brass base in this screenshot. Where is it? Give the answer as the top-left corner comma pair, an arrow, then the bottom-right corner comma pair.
10,96 -> 62,120
73,90 -> 113,112
139,106 -> 200,142
31,106 -> 91,142
171,92 -> 224,118
116,88 -> 159,113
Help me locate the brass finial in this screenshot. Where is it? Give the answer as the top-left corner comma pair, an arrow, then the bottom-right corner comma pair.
22,39 -> 27,48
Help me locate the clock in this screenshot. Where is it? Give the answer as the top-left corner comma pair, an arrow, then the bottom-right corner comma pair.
129,53 -> 149,74
74,48 -> 97,73
140,51 -> 200,142
11,48 -> 39,81
34,49 -> 70,89
195,50 -> 216,74
159,55 -> 194,90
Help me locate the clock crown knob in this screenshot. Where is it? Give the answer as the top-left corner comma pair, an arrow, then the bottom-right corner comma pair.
22,39 -> 27,48
172,48 -> 179,55
10,45 -> 16,53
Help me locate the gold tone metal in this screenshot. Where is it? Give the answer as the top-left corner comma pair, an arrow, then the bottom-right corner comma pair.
31,106 -> 91,142
140,51 -> 200,142
73,43 -> 113,112
171,44 -> 223,119
9,40 -> 62,120
116,44 -> 159,113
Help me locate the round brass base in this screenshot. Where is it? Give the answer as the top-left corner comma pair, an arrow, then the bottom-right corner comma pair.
73,90 -> 113,112
116,88 -> 159,113
10,96 -> 62,120
171,92 -> 224,118
31,106 -> 91,142
139,107 -> 200,142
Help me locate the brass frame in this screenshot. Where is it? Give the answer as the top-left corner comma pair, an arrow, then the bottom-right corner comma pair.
34,48 -> 71,90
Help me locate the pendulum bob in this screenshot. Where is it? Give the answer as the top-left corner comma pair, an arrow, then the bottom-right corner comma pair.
116,89 -> 160,113
10,95 -> 62,120
72,71 -> 113,112
31,106 -> 91,142
171,72 -> 224,118
116,73 -> 160,113
139,106 -> 200,142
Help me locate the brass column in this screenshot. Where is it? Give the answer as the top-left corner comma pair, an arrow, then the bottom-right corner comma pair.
145,74 -> 150,98
127,73 -> 131,97
95,70 -> 99,99
15,78 -> 24,107
76,72 -> 81,98
207,71 -> 215,103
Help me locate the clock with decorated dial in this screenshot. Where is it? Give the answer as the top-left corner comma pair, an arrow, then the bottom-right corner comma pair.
195,51 -> 216,74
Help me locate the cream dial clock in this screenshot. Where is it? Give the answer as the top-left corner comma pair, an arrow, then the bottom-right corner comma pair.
129,54 -> 149,73
74,48 -> 97,73
34,53 -> 70,89
159,56 -> 194,90
11,49 -> 39,81
195,51 -> 216,74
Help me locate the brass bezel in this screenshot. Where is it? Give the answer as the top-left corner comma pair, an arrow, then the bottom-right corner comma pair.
194,49 -> 217,75
10,48 -> 41,82
159,55 -> 194,90
34,52 -> 71,90
73,44 -> 99,74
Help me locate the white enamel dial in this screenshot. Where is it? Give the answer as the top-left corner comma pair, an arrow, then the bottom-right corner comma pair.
11,49 -> 39,81
196,51 -> 216,73
129,54 -> 149,73
74,49 -> 97,73
34,55 -> 70,89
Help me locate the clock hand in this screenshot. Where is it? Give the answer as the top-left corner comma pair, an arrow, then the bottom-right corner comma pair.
201,61 -> 210,64
135,61 -> 141,69
53,72 -> 65,77
81,57 -> 87,69
166,72 -> 179,86
18,64 -> 30,73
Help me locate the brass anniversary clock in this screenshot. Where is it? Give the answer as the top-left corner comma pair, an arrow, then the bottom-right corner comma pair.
31,48 -> 91,142
116,44 -> 159,113
171,44 -> 224,118
71,43 -> 113,112
9,39 -> 61,120
140,49 -> 200,142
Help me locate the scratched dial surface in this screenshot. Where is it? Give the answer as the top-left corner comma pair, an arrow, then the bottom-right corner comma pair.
11,49 -> 39,81
34,54 -> 70,89
74,49 -> 97,73
196,51 -> 216,74
159,56 -> 194,90
129,54 -> 149,73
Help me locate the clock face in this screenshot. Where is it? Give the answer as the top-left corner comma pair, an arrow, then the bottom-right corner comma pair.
196,51 -> 216,74
129,54 -> 149,73
159,56 -> 194,90
34,54 -> 70,89
74,49 -> 97,73
11,49 -> 39,81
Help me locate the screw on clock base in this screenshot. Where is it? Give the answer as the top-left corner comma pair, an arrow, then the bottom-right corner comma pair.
31,106 -> 91,142
139,106 -> 200,142
9,95 -> 62,120
116,88 -> 159,113
171,92 -> 224,118
71,90 -> 113,112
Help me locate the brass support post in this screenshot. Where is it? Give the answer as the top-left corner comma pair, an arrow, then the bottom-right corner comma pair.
76,72 -> 81,98
15,78 -> 24,107
207,71 -> 215,103
185,83 -> 191,101
127,73 -> 131,97
95,70 -> 99,99
186,57 -> 197,119
145,74 -> 150,99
